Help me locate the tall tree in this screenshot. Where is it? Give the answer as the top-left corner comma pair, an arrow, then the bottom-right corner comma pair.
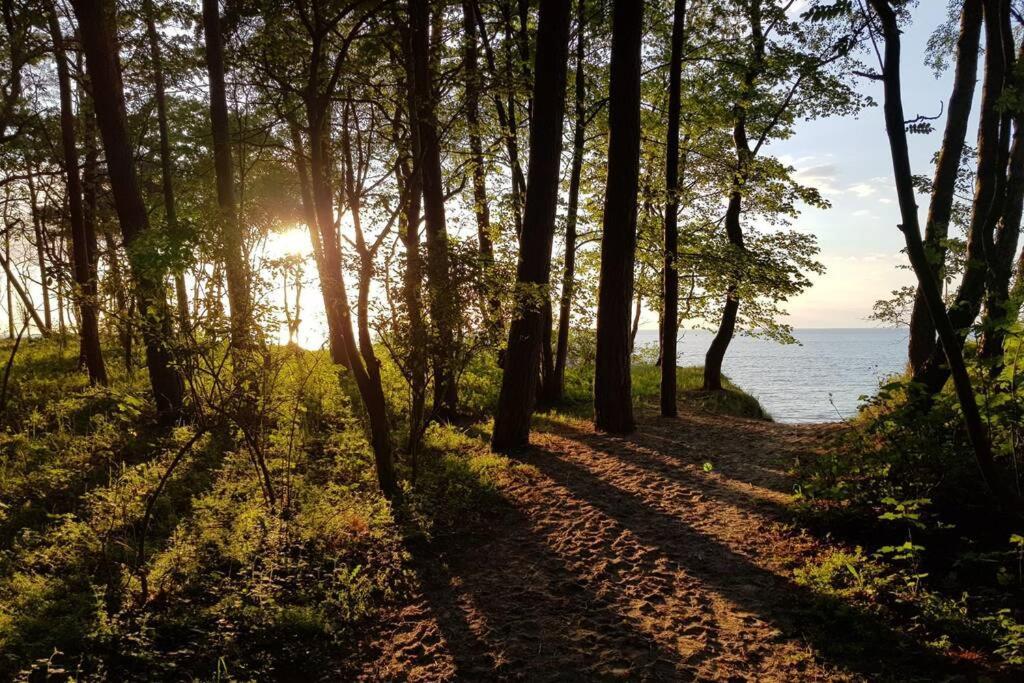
461,0 -> 495,278
541,0 -> 588,407
913,0 -> 1012,395
594,0 -> 644,434
72,0 -> 184,421
906,0 -> 982,372
660,0 -> 686,417
409,0 -> 458,419
491,0 -> 573,452
48,3 -> 107,385
143,0 -> 191,335
868,0 -> 1021,512
203,0 -> 253,349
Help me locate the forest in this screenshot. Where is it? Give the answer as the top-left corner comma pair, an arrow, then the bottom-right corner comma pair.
0,0 -> 1023,679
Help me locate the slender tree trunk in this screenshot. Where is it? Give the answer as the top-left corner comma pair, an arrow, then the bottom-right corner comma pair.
143,0 -> 190,335
288,119 -> 349,367
26,172 -> 52,331
914,0 -> 1009,395
0,249 -> 49,335
461,1 -> 496,280
203,0 -> 252,349
471,0 -> 527,239
490,0 -> 573,452
594,0 -> 644,434
72,0 -> 184,421
410,0 -> 458,419
3,230 -> 11,338
704,190 -> 744,391
545,0 -> 588,406
397,24 -> 428,459
907,0 -> 983,371
48,3 -> 107,385
629,290 -> 642,353
980,78 -> 1024,373
661,0 -> 686,416
337,113 -> 399,500
869,0 -> 1021,513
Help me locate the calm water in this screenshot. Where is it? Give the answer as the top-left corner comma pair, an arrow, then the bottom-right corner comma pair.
635,328 -> 909,424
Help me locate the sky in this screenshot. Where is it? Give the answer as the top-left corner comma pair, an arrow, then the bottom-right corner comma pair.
766,1 -> 959,328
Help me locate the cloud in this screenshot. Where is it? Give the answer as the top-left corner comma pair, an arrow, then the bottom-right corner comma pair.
792,162 -> 843,196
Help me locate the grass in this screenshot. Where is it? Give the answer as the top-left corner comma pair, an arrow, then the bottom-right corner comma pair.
0,335 -> 768,679
552,362 -> 770,421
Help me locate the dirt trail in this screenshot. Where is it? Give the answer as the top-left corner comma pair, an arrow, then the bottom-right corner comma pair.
361,409 -> 989,681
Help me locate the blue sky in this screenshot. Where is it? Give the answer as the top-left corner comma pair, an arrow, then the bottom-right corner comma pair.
769,1 -> 960,328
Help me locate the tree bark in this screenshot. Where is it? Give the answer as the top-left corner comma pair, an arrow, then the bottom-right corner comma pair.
338,109 -> 399,500
914,0 -> 1009,394
143,0 -> 190,336
461,1 -> 495,278
288,118 -> 349,368
26,172 -> 52,332
869,0 -> 1021,513
72,0 -> 184,421
594,0 -> 644,434
907,0 -> 983,372
544,0 -> 588,407
661,0 -> 686,416
203,0 -> 253,349
703,0 -> 764,392
490,0 -> 573,452
49,3 -> 107,385
409,0 -> 458,419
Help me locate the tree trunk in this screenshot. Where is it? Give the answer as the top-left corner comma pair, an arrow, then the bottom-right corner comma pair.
144,0 -> 190,336
703,1 -> 764,392
704,190 -> 744,392
203,0 -> 252,349
461,1 -> 496,281
979,69 -> 1024,374
409,0 -> 458,419
490,0 -> 573,452
661,0 -> 686,416
338,114 -> 399,500
594,0 -> 644,434
288,119 -> 349,367
26,172 -> 52,332
72,0 -> 184,421
471,0 -> 527,239
0,249 -> 49,335
914,0 -> 1009,395
48,3 -> 107,385
3,230 -> 11,338
545,0 -> 588,407
907,0 -> 983,372
869,0 -> 1021,513
397,23 -> 429,459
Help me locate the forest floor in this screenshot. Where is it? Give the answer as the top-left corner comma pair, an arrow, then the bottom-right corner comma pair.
360,406 -> 1002,682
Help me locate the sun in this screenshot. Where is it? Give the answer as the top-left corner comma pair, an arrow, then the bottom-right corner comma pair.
272,224 -> 310,257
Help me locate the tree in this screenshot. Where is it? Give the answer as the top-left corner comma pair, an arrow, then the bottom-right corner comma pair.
203,0 -> 254,349
660,0 -> 686,417
906,0 -> 982,372
490,0 -> 573,452
594,0 -> 644,434
48,2 -> 106,385
143,0 -> 191,335
867,0 -> 1021,513
542,0 -> 589,407
72,0 -> 184,421
409,0 -> 458,420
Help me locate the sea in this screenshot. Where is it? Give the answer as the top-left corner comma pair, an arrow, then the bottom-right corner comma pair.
634,328 -> 910,424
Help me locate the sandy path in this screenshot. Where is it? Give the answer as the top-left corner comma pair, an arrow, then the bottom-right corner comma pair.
361,410 -> 990,681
